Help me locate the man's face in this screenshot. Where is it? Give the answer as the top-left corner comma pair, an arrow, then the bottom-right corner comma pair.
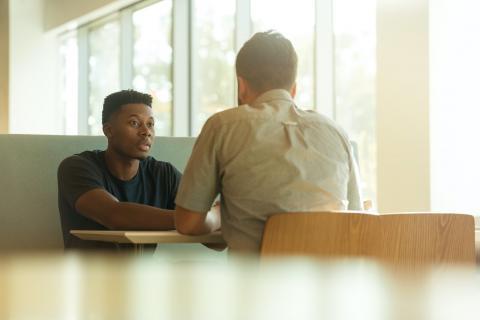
104,103 -> 155,160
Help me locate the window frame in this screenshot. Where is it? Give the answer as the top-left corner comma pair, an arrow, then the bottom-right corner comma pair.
78,13 -> 121,135
60,0 -> 376,200
69,0 -> 336,136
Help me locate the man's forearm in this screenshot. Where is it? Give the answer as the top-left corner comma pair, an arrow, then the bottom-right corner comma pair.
101,202 -> 175,230
75,188 -> 176,230
175,205 -> 221,235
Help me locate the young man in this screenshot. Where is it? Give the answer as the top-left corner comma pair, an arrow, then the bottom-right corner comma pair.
58,89 -> 181,250
175,31 -> 363,254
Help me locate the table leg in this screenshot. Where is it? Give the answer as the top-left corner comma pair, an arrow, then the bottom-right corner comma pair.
133,244 -> 144,255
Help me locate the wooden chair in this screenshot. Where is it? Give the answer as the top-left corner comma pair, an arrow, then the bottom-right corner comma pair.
260,212 -> 475,267
377,213 -> 475,266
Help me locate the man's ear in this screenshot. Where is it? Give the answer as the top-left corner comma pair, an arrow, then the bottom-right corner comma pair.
290,82 -> 297,99
237,76 -> 247,105
103,123 -> 113,139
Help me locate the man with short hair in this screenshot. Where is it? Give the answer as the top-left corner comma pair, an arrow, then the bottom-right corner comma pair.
175,31 -> 363,253
58,89 -> 181,250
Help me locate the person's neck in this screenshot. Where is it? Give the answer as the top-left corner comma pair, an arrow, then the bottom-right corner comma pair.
104,148 -> 140,181
240,91 -> 261,105
241,88 -> 289,105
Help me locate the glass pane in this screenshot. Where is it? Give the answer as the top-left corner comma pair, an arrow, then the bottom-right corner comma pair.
59,34 -> 78,135
88,20 -> 120,135
251,0 -> 315,109
333,0 -> 376,203
133,0 -> 173,136
192,0 -> 236,135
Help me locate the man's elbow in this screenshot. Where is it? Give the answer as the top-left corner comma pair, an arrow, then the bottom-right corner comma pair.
175,206 -> 211,235
176,226 -> 195,235
175,214 -> 206,235
175,220 -> 204,235
75,189 -> 122,230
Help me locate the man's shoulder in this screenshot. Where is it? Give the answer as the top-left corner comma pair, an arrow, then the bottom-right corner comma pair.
209,103 -> 332,125
203,104 -> 267,131
299,108 -> 333,124
205,106 -> 244,125
59,150 -> 103,173
201,103 -> 350,145
301,109 -> 351,140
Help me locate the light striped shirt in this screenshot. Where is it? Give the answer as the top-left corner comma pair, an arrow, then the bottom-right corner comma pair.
176,89 -> 363,253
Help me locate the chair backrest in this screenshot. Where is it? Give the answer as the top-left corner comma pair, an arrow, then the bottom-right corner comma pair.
260,212 -> 475,267
260,212 -> 380,257
377,213 -> 475,266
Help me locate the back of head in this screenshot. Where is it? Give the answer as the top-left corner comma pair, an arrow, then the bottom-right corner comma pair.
235,31 -> 298,93
102,89 -> 152,125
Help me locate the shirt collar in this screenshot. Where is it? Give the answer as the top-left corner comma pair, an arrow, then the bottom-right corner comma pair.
251,89 -> 294,106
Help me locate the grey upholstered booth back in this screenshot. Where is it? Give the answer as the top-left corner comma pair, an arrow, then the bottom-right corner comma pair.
0,134 -> 196,252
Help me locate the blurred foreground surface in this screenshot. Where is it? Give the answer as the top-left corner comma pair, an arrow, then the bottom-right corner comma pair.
0,252 -> 479,320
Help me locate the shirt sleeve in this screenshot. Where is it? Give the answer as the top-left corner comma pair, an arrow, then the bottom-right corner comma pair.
346,143 -> 364,210
57,155 -> 105,208
175,118 -> 220,213
165,163 -> 182,210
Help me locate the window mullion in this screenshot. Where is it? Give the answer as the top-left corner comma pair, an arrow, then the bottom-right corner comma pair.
77,26 -> 89,135
235,0 -> 251,52
234,0 -> 251,105
120,8 -> 133,89
173,0 -> 190,137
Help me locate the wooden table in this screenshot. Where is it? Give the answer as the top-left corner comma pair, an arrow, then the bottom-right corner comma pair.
71,230 -> 225,254
72,229 -> 480,253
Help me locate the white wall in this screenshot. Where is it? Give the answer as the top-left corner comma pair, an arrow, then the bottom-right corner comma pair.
377,0 -> 430,212
44,0 -> 139,31
429,0 -> 480,214
0,0 -> 9,133
9,0 -> 61,134
8,0 -> 138,134
377,0 -> 480,214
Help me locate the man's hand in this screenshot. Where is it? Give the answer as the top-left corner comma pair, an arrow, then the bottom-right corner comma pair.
209,201 -> 221,231
201,201 -> 227,250
202,242 -> 227,251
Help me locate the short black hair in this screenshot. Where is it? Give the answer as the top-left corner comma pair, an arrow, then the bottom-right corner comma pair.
102,89 -> 153,124
236,31 -> 297,93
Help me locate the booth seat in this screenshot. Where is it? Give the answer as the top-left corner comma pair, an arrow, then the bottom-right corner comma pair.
0,134 -> 196,252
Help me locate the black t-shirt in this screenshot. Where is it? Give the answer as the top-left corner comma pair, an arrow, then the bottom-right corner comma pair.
57,150 -> 182,250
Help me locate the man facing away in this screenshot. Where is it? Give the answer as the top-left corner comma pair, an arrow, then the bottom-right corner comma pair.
175,31 -> 363,254
58,89 -> 181,250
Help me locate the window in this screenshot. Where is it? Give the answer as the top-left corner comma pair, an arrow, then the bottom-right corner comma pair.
132,0 -> 173,136
191,0 -> 236,135
87,18 -> 120,135
333,0 -> 376,202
